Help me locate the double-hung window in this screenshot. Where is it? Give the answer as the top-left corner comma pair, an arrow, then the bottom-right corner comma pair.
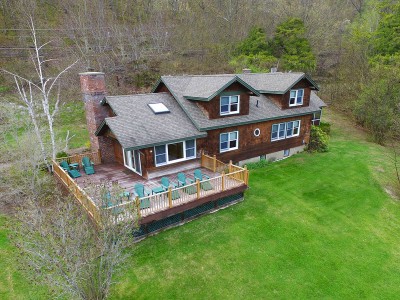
220,95 -> 240,115
220,131 -> 239,152
289,89 -> 304,107
312,110 -> 322,125
271,120 -> 301,141
271,123 -> 286,141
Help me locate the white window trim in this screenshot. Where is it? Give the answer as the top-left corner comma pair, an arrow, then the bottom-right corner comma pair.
271,120 -> 301,141
289,89 -> 304,107
220,95 -> 240,116
220,131 -> 239,153
154,139 -> 197,167
254,128 -> 261,137
123,149 -> 142,175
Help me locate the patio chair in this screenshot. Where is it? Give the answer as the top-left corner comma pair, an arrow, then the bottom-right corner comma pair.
194,169 -> 213,191
101,192 -> 124,215
177,172 -> 197,195
82,156 -> 95,175
60,160 -> 81,179
133,183 -> 151,209
160,177 -> 180,200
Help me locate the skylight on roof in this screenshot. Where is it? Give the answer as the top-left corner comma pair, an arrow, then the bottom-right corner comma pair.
148,103 -> 170,114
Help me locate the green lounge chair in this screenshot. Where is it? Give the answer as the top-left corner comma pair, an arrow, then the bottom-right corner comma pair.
101,192 -> 124,215
133,183 -> 151,209
82,156 -> 95,175
194,169 -> 213,191
160,177 -> 180,200
60,160 -> 81,179
177,172 -> 197,195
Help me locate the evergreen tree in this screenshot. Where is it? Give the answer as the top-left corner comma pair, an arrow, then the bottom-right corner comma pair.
270,18 -> 316,72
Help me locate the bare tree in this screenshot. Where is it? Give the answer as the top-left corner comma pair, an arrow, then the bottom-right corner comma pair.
2,16 -> 78,168
12,181 -> 138,299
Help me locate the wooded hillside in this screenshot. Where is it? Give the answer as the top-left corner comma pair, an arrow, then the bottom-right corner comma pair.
0,0 -> 359,93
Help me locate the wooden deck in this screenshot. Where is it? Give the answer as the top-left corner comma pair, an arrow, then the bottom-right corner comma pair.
76,162 -> 219,205
54,153 -> 249,225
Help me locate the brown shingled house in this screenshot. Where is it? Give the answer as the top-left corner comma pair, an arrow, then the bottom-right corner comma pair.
80,71 -> 326,180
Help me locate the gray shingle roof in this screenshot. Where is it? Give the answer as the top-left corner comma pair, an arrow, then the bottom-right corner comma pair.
99,93 -> 206,150
160,74 -> 326,130
237,72 -> 317,93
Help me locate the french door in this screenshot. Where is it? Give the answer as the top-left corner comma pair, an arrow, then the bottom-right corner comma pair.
124,149 -> 142,175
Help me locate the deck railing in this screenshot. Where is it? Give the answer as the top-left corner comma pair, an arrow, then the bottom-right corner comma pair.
55,151 -> 102,167
121,166 -> 248,218
52,159 -> 101,224
53,152 -> 249,225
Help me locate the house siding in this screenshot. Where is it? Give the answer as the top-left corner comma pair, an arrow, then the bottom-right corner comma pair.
196,82 -> 250,119
196,114 -> 312,163
264,78 -> 311,109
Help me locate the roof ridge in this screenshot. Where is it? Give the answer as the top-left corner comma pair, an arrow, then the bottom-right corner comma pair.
107,92 -> 169,98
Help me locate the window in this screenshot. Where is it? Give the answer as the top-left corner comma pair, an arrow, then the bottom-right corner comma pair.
220,131 -> 239,152
283,149 -> 290,157
312,110 -> 322,125
220,95 -> 240,115
289,89 -> 304,107
185,139 -> 196,158
254,128 -> 261,137
148,103 -> 170,114
271,120 -> 301,141
154,139 -> 196,166
271,123 -> 286,141
155,145 -> 167,165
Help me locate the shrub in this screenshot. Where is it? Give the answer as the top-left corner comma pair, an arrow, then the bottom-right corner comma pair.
246,159 -> 269,170
307,126 -> 329,153
56,151 -> 68,159
319,122 -> 331,136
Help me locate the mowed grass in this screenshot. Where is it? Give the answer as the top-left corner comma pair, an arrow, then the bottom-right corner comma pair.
1,109 -> 400,299
111,109 -> 400,299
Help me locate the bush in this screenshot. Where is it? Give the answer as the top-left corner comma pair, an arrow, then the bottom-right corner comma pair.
319,122 -> 331,136
307,126 -> 329,153
56,151 -> 68,159
246,159 -> 269,170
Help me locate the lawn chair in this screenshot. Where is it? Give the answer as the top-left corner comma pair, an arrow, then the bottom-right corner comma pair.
60,160 -> 81,179
82,156 -> 95,175
194,169 -> 213,191
177,172 -> 196,195
101,191 -> 124,215
133,183 -> 151,209
160,177 -> 180,200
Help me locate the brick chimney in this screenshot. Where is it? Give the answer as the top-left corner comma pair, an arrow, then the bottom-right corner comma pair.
79,72 -> 114,162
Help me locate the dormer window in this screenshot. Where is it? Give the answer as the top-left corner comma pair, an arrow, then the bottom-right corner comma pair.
220,95 -> 240,115
289,89 -> 304,107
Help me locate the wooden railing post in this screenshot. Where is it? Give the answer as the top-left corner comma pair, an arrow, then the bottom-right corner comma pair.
135,196 -> 141,219
229,160 -> 232,173
196,179 -> 200,199
222,171 -> 225,191
244,165 -> 249,185
168,187 -> 172,208
213,155 -> 217,172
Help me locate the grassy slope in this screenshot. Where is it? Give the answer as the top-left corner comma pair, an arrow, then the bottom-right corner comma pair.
1,108 -> 400,299
112,109 -> 400,299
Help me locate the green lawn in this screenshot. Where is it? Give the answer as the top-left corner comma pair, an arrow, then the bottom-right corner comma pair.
1,109 -> 400,299
111,110 -> 400,299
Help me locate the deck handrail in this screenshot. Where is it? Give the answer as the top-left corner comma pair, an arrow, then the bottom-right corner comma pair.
108,166 -> 249,218
52,159 -> 101,224
53,153 -> 249,225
